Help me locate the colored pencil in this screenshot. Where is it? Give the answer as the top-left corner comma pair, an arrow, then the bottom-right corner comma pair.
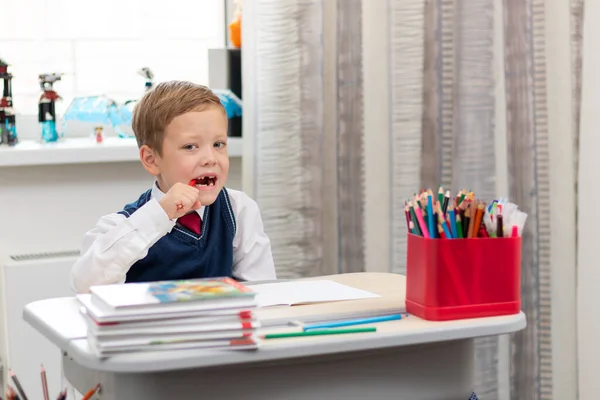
456,213 -> 464,238
467,199 -> 478,238
81,384 -> 101,400
409,221 -> 417,235
479,225 -> 489,238
303,314 -> 403,331
414,193 -> 423,210
437,224 -> 446,239
408,202 -> 423,236
427,194 -> 435,238
442,190 -> 450,214
9,370 -> 28,400
413,203 -> 430,238
511,225 -> 519,237
403,188 -> 526,240
448,207 -> 458,239
458,190 -> 466,205
473,202 -> 485,237
463,207 -> 471,237
41,365 -> 49,400
263,327 -> 377,339
497,214 -> 504,238
6,386 -> 17,400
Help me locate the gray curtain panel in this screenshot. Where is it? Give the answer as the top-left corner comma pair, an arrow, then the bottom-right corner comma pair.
389,0 -> 425,274
452,3 -> 499,398
503,0 -> 544,398
337,0 -> 366,274
251,0 -> 325,278
250,0 -> 580,397
571,0 -> 584,240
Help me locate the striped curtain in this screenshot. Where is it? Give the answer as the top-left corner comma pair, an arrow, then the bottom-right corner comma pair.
247,0 -> 581,397
247,0 -> 366,277
389,0 -> 580,398
249,0 -> 326,279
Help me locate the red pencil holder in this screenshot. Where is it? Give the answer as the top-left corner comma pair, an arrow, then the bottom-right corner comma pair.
405,234 -> 521,321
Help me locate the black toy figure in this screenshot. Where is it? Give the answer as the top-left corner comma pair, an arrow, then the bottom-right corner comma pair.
0,59 -> 17,146
38,73 -> 63,142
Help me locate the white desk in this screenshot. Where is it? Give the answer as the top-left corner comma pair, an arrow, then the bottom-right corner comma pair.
23,273 -> 526,400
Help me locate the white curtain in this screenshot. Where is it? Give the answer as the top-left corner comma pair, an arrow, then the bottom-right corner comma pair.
244,0 -> 580,398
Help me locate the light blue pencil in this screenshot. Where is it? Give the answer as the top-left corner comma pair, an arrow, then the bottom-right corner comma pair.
449,209 -> 457,239
441,220 -> 452,239
303,314 -> 404,331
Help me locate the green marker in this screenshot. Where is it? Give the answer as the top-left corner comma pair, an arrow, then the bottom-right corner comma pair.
263,327 -> 376,339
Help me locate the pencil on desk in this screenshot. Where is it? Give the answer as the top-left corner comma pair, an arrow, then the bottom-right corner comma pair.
81,384 -> 100,400
41,365 -> 50,400
303,314 -> 403,331
263,327 -> 376,339
6,386 -> 18,400
9,370 -> 28,400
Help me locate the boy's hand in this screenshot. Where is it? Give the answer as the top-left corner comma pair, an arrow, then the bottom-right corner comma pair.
159,182 -> 202,220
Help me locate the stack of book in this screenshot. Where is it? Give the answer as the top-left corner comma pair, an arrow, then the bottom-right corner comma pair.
76,277 -> 260,357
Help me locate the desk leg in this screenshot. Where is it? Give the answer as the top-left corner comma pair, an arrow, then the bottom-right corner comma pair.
64,339 -> 475,400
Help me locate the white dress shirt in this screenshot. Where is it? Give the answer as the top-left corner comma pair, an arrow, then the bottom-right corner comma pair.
71,183 -> 276,293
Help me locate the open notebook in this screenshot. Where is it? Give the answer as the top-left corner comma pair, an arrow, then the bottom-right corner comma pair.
250,280 -> 380,307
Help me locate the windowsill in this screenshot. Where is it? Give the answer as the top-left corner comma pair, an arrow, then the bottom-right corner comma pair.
0,137 -> 243,167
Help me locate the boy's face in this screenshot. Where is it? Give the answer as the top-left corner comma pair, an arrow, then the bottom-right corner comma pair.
143,107 -> 229,206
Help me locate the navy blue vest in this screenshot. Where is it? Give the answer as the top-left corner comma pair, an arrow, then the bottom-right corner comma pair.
118,188 -> 236,283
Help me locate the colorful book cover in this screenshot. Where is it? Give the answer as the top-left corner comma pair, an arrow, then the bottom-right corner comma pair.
148,277 -> 254,303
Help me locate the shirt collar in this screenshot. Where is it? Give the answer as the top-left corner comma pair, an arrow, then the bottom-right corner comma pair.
151,181 -> 205,220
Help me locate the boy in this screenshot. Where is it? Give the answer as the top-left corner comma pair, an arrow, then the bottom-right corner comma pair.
71,81 -> 276,293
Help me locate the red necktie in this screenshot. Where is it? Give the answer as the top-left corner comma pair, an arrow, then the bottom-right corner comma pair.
177,212 -> 202,235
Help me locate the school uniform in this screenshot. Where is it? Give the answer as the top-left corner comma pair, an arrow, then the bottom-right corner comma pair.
71,182 -> 276,293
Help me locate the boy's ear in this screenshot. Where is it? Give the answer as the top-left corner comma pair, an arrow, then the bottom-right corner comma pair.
139,145 -> 161,176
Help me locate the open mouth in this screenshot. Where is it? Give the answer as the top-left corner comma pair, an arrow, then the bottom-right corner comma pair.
190,175 -> 218,188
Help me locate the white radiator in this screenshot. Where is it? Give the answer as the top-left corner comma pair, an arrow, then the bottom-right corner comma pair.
0,251 -> 78,399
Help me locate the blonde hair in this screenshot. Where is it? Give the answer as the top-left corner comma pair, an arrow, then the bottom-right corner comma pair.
132,80 -> 224,155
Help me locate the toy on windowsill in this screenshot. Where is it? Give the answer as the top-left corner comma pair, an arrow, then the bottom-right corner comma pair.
38,73 -> 63,143
229,0 -> 242,48
138,67 -> 154,92
0,58 -> 17,146
61,67 -> 155,139
95,126 -> 104,143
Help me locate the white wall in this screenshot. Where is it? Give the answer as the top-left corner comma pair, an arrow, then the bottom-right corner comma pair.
0,158 -> 242,258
